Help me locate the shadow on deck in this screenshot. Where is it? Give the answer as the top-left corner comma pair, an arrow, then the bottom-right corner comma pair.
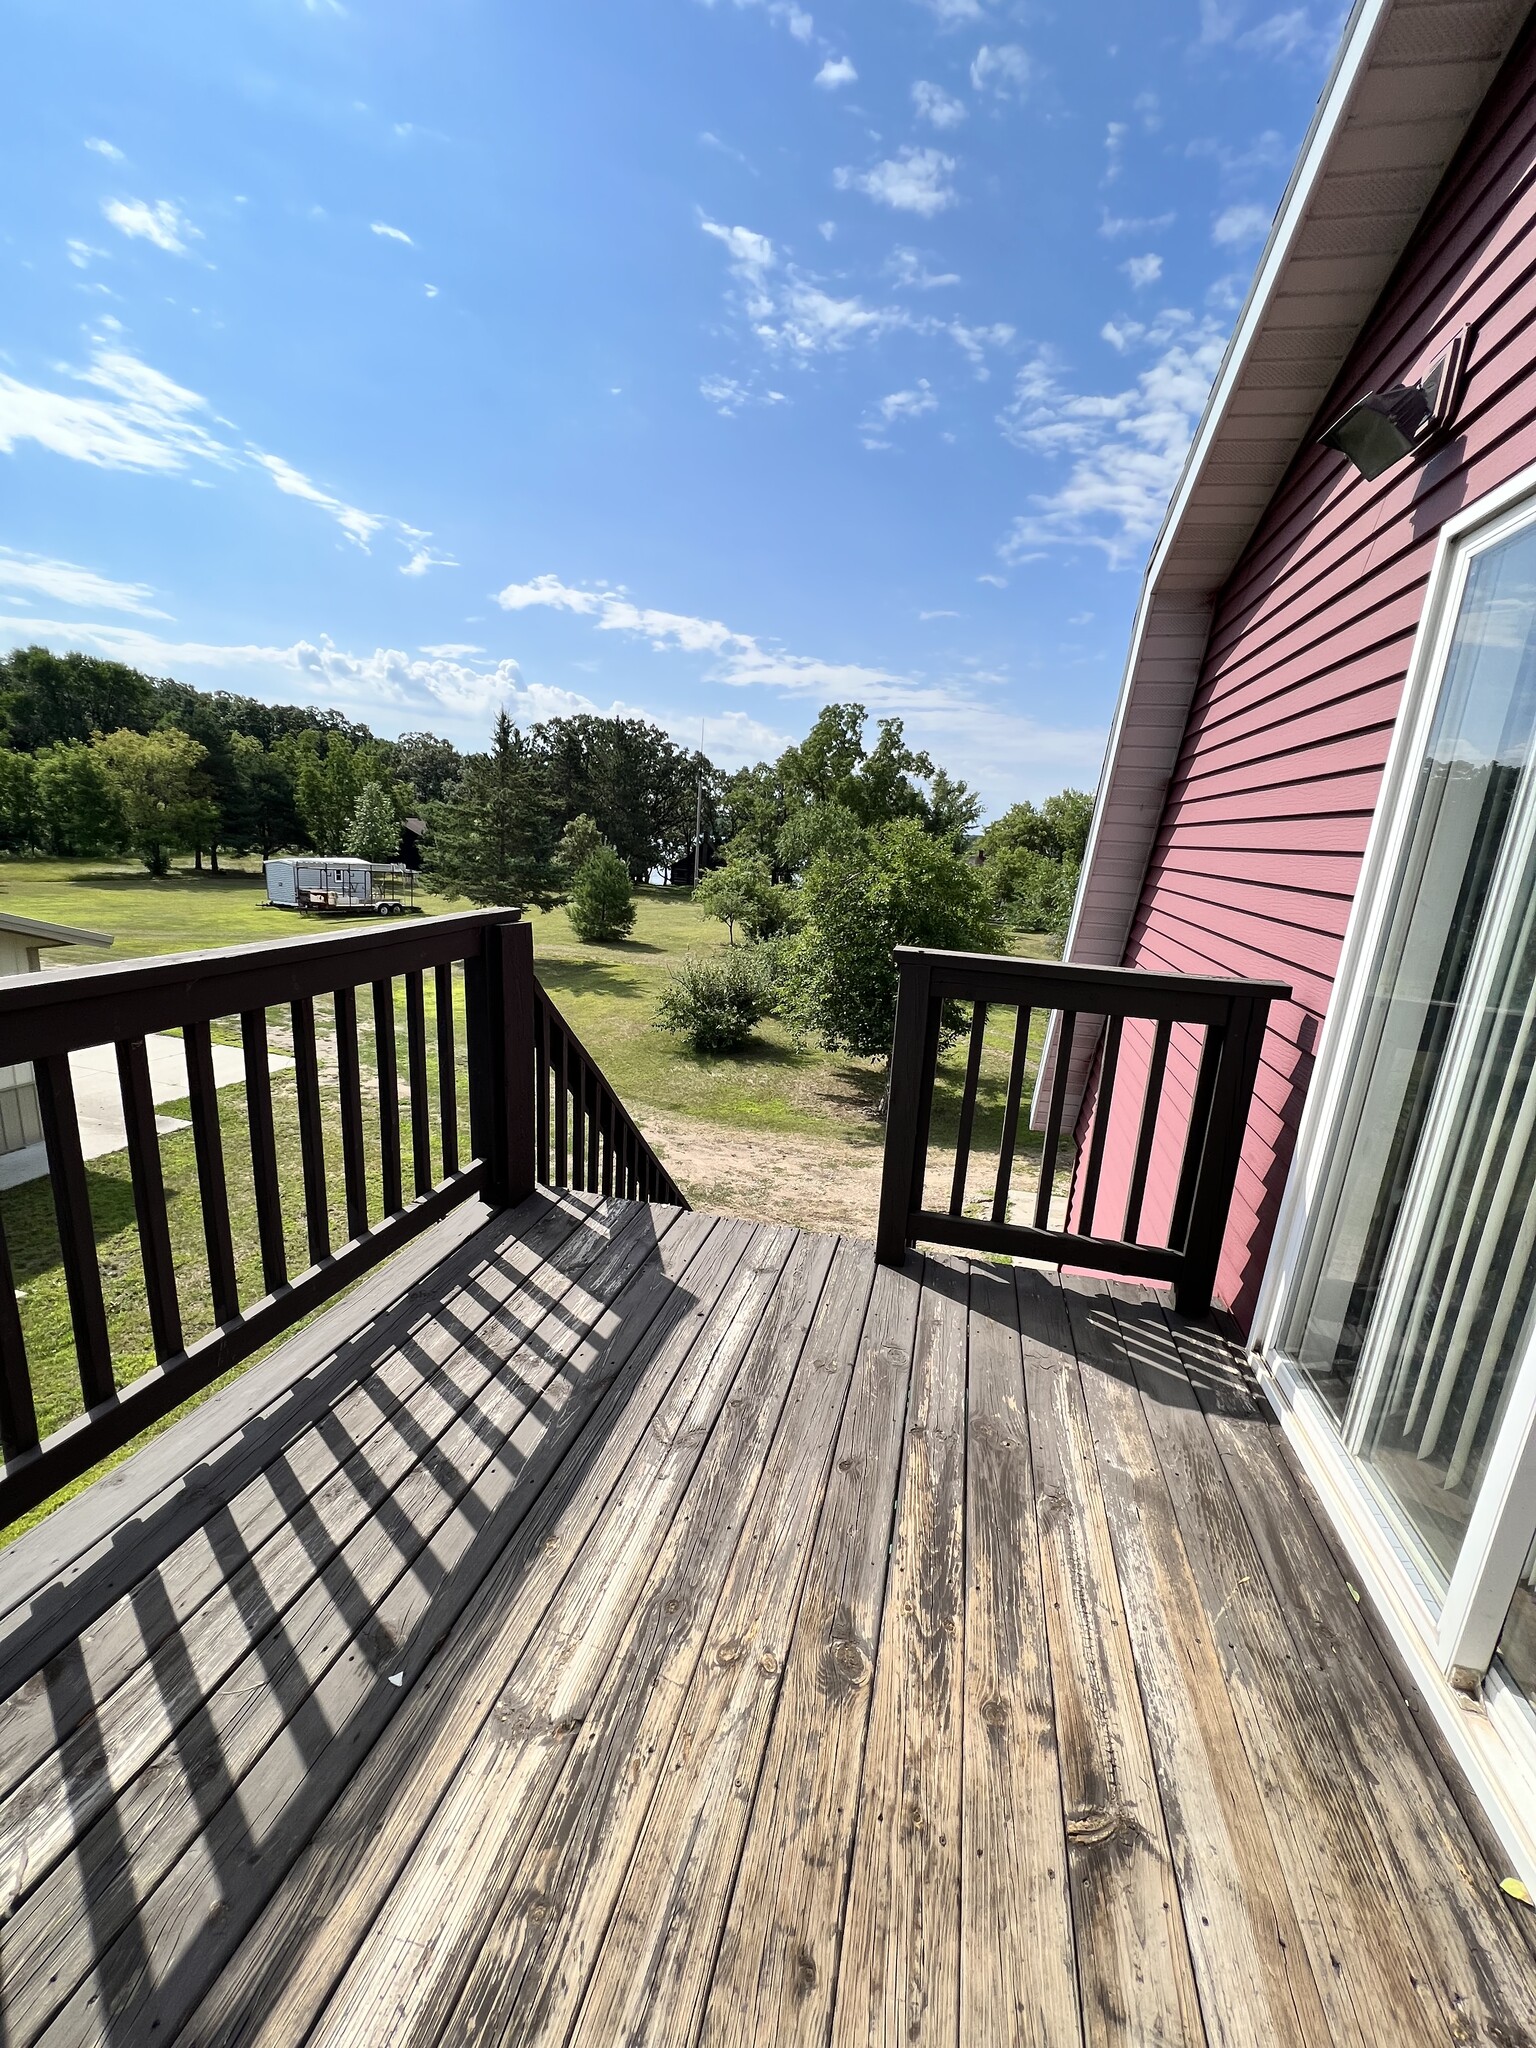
0,1188 -> 1531,2047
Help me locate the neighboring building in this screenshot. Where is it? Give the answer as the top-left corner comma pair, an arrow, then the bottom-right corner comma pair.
1061,0 -> 1536,1883
0,912 -> 112,1154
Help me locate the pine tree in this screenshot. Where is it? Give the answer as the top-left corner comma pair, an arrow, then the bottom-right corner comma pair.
345,781 -> 401,862
425,711 -> 559,910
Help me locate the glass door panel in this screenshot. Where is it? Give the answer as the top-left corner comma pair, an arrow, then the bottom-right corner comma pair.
1493,1533 -> 1536,1705
1283,522 -> 1536,1445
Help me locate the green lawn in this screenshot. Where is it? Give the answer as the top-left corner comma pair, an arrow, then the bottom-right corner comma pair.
0,856 -> 1062,1540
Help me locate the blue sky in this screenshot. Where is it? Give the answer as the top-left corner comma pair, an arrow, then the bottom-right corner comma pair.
1,0 -> 1339,815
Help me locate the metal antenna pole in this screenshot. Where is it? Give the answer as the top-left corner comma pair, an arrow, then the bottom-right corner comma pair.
693,717 -> 705,886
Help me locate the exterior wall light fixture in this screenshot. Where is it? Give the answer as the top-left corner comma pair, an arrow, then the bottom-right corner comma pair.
1319,326 -> 1473,480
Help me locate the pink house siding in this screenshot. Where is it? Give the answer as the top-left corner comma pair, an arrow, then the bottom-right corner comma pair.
1070,22 -> 1536,1329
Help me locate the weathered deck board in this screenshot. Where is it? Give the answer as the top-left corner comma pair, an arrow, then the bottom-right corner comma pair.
0,1203 -> 1529,2048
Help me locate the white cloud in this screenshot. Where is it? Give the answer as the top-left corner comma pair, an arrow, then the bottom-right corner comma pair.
1212,201 -> 1271,247
400,544 -> 457,576
0,345 -> 232,473
835,146 -> 957,218
371,220 -> 414,245
423,283 -> 439,298
699,374 -> 788,415
888,246 -> 960,290
1100,207 -> 1175,238
912,79 -> 967,128
818,220 -> 836,239
913,0 -> 986,20
704,0 -> 815,41
0,548 -> 168,616
84,137 -> 124,162
66,240 -> 107,269
969,44 -> 1030,97
997,309 -> 1227,563
876,381 -> 937,423
101,198 -> 201,256
1239,8 -> 1336,61
815,55 -> 857,88
420,642 -> 484,658
248,450 -> 390,549
1122,253 -> 1163,289
919,608 -> 960,619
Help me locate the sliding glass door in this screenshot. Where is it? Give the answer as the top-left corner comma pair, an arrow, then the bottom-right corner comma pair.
1278,500 -> 1536,1703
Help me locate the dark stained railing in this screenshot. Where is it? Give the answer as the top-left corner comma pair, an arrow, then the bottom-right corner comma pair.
534,988 -> 687,1207
0,910 -> 682,1523
875,947 -> 1288,1315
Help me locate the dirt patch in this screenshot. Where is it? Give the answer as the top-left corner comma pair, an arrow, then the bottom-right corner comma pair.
642,1111 -> 1071,1243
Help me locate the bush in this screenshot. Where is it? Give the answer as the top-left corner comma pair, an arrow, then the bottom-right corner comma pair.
694,852 -> 798,945
780,815 -> 1001,1061
567,845 -> 636,940
982,846 -> 1080,934
656,950 -> 774,1054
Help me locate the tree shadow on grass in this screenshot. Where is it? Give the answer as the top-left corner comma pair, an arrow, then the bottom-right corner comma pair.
60,868 -> 267,892
534,957 -> 651,1003
1,1167 -> 140,1282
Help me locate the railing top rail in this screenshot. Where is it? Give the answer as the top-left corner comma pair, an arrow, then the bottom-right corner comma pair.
892,945 -> 1292,1004
0,906 -> 524,1064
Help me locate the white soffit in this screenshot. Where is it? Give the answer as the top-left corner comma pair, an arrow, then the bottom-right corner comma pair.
1064,0 -> 1533,986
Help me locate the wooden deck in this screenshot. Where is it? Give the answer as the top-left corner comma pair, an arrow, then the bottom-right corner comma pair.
0,1189 -> 1531,2047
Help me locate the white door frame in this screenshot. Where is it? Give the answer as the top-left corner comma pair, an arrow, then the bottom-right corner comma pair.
1249,456 -> 1536,1891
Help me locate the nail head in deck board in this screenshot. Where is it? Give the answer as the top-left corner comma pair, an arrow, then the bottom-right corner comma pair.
961,1256 -> 1081,2048
539,1240 -> 869,2048
699,1253 -> 921,2048
172,1215 -> 756,2048
832,1253 -> 968,2048
1015,1264 -> 1206,2048
1103,1290 -> 1456,2048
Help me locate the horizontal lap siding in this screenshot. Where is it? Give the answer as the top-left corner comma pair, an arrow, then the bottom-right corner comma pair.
1071,26 -> 1536,1328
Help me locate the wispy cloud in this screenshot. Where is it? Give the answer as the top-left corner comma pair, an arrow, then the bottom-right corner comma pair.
1239,8 -> 1338,62
370,220 -> 414,245
835,146 -> 957,218
1212,201 -> 1271,247
969,44 -> 1030,97
399,544 -> 458,576
700,0 -> 816,42
84,137 -> 124,162
699,374 -> 788,415
888,246 -> 961,290
912,0 -> 987,21
0,547 -> 169,616
0,341 -> 437,558
912,79 -> 967,128
1122,253 -> 1163,289
997,308 -> 1227,563
815,55 -> 857,88
864,380 -> 937,443
101,198 -> 201,256
1100,207 -> 1175,238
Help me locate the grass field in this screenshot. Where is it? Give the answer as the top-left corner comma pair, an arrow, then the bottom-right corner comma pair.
0,856 -> 1062,1538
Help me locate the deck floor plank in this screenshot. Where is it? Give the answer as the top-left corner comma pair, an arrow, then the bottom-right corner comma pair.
960,1256 -> 1082,2048
547,1239 -> 872,2048
1062,1277 -> 1334,2048
299,1222 -> 818,2048
166,1212 -> 765,2048
697,1256 -> 921,2048
1016,1265 -> 1207,2048
0,1205 -> 1527,2048
6,1201 -> 673,2047
831,1255 -> 969,2048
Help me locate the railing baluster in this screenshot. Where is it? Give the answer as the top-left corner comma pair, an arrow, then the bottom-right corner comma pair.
533,994 -> 551,1186
1169,1020 -> 1224,1252
1123,1016 -> 1172,1244
1078,1013 -> 1123,1238
586,1070 -> 600,1190
0,1212 -> 37,1457
116,1037 -> 183,1362
373,978 -> 403,1214
334,985 -> 369,1241
948,1000 -> 988,1217
571,1046 -> 586,1191
291,997 -> 330,1265
1033,1010 -> 1076,1230
184,1020 -> 239,1325
991,1005 -> 1031,1226
554,1022 -> 569,1187
405,971 -> 433,1199
601,1088 -> 615,1197
435,962 -> 459,1178
34,1053 -> 114,1410
242,1009 -> 287,1295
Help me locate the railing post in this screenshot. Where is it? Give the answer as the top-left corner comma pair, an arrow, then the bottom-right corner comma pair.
877,950 -> 936,1266
1174,992 -> 1270,1317
479,916 -> 536,1209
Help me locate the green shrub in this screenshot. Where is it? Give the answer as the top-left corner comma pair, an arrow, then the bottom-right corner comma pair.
695,851 -> 798,945
566,845 -> 636,940
655,950 -> 774,1054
